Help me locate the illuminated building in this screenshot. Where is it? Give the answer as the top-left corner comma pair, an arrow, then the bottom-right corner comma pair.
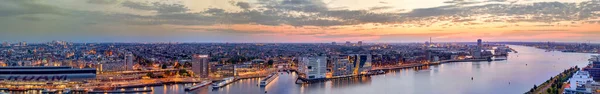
345,41 -> 351,46
332,55 -> 352,77
125,53 -> 134,71
1,42 -> 8,47
298,56 -> 327,79
349,54 -> 372,75
192,54 -> 210,78
0,66 -> 96,81
358,41 -> 363,46
473,39 -> 482,59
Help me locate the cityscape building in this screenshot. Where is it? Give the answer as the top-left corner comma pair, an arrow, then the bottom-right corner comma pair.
298,56 -> 327,79
192,54 -> 210,78
349,54 -> 372,75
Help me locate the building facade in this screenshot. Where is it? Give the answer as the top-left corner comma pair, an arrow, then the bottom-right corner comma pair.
124,53 -> 134,71
192,54 -> 210,78
349,54 -> 372,75
332,55 -> 353,77
298,56 -> 327,79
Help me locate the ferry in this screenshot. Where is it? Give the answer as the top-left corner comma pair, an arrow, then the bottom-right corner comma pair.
212,77 -> 235,88
259,73 -> 279,87
184,81 -> 212,91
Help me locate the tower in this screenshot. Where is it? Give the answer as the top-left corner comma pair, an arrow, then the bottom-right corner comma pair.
192,54 -> 210,78
125,53 -> 134,71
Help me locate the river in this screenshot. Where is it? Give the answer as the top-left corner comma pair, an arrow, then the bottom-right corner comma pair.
127,45 -> 597,94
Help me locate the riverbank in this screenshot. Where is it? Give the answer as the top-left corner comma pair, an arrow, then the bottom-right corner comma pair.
295,58 -> 508,84
372,58 -> 506,71
525,66 -> 579,94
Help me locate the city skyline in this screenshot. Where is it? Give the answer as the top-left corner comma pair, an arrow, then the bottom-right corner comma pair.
1,0 -> 600,43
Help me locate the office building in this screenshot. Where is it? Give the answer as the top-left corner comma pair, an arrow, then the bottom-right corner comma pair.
564,71 -> 595,94
332,42 -> 336,45
298,56 -> 327,79
473,39 -> 482,58
1,42 -> 8,47
584,55 -> 600,80
357,41 -> 363,46
0,66 -> 96,81
332,55 -> 353,77
349,54 -> 372,75
125,53 -> 134,71
345,41 -> 351,46
192,54 -> 210,78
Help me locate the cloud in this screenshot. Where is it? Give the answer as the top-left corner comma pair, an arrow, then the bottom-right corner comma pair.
34,0 -> 600,28
369,6 -> 393,11
121,1 -> 154,10
121,1 -> 189,14
87,0 -> 119,5
0,0 -> 65,17
19,16 -> 42,21
235,2 -> 251,10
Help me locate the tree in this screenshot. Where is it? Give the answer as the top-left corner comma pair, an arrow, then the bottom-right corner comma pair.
146,73 -> 154,78
184,62 -> 192,68
162,64 -> 168,69
267,59 -> 274,67
174,63 -> 182,69
179,69 -> 189,76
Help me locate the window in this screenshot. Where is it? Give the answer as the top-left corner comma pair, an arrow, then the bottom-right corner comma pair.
309,75 -> 315,79
307,66 -> 312,69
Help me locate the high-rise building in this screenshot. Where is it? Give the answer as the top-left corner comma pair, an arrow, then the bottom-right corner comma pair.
1,42 -> 8,47
345,41 -> 351,46
332,55 -> 353,77
477,39 -> 482,48
192,54 -> 210,78
357,41 -> 363,46
473,39 -> 482,58
124,53 -> 134,71
349,54 -> 372,75
331,42 -> 336,45
298,56 -> 327,79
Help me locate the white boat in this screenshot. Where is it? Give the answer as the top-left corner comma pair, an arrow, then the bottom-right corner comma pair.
260,73 -> 279,87
185,81 -> 212,91
212,77 -> 235,88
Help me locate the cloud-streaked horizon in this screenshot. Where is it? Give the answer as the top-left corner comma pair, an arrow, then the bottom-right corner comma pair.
1,0 -> 600,43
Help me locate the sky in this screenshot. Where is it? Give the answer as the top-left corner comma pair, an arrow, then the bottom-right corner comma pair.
1,0 -> 600,43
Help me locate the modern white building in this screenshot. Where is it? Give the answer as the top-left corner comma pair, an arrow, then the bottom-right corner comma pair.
298,56 -> 327,79
192,54 -> 210,78
564,71 -> 595,94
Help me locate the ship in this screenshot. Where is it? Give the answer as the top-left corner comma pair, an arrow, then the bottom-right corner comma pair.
184,81 -> 212,91
212,77 -> 235,88
259,73 -> 279,87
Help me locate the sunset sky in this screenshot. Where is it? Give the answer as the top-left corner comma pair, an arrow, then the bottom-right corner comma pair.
1,0 -> 599,43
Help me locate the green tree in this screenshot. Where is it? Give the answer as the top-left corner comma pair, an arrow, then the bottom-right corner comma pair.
162,64 -> 168,69
267,59 -> 274,67
146,73 -> 154,78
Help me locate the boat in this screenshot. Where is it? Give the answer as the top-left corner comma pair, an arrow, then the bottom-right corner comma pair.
42,89 -> 58,93
212,77 -> 235,88
259,73 -> 279,87
184,81 -> 212,91
88,89 -> 152,93
377,70 -> 385,74
8,88 -> 27,91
